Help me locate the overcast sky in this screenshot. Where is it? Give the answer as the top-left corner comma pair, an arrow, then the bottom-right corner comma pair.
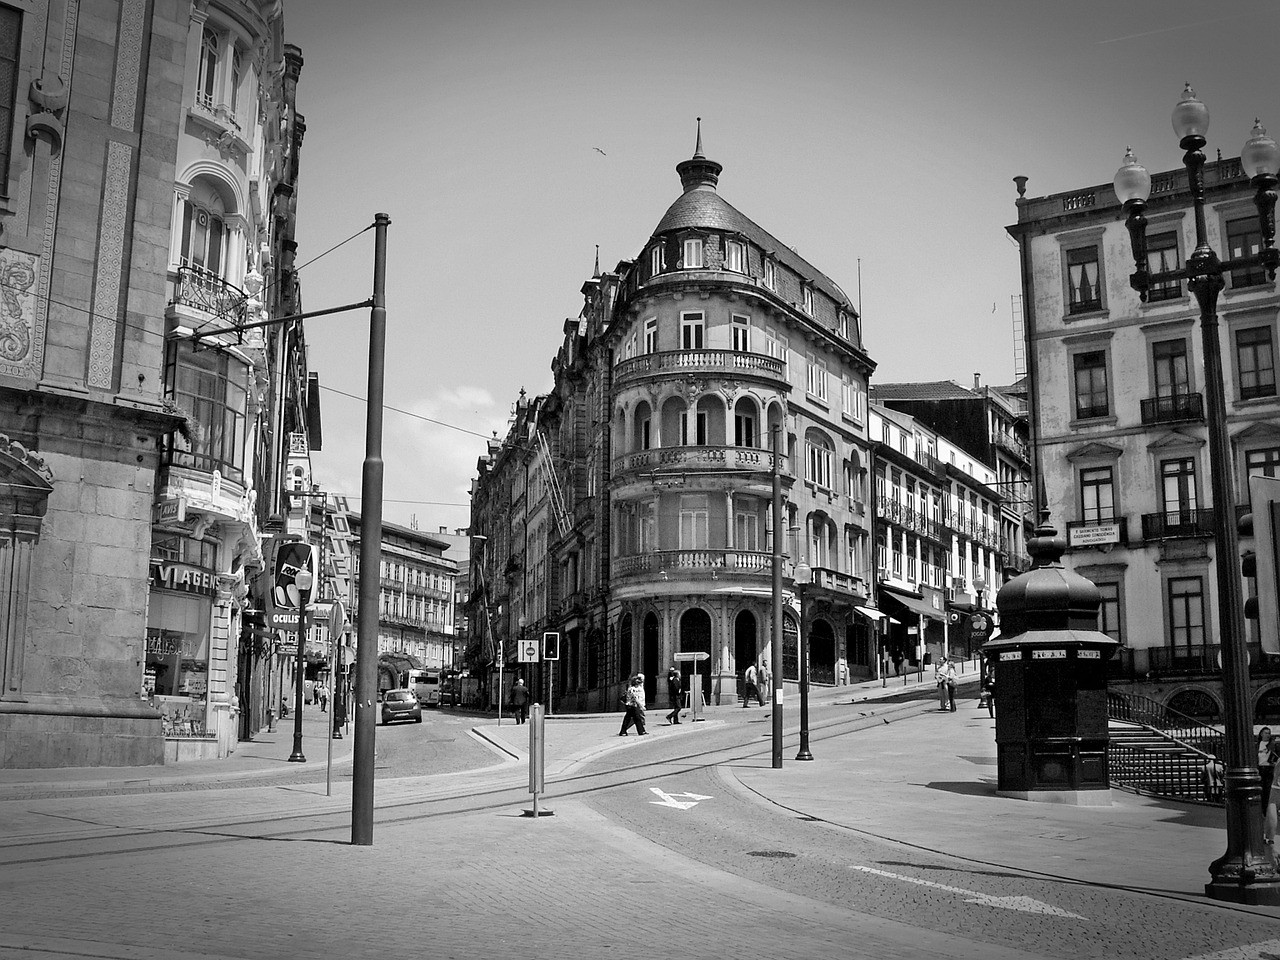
284,0 -> 1277,533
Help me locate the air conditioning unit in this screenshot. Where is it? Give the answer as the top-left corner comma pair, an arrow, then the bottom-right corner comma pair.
953,577 -> 967,593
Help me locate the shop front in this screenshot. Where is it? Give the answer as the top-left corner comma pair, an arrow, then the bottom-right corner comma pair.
147,552 -> 217,756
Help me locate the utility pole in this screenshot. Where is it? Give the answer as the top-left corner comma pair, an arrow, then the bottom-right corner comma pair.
352,213 -> 390,846
771,423 -> 783,769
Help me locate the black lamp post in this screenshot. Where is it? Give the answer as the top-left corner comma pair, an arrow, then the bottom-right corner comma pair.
1115,84 -> 1280,905
794,559 -> 813,761
287,567 -> 313,763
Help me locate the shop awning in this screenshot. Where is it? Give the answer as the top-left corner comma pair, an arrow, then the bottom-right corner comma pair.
854,605 -> 887,621
879,587 -> 942,624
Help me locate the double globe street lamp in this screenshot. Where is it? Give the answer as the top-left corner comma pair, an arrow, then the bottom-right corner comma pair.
1113,84 -> 1280,904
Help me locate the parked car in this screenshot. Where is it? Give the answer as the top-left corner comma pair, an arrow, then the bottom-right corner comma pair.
380,689 -> 422,725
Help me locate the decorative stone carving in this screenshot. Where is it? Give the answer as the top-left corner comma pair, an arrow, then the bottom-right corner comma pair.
0,251 -> 38,366
26,75 -> 68,154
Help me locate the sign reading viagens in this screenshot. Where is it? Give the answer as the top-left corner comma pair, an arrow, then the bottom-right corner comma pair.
151,561 -> 217,597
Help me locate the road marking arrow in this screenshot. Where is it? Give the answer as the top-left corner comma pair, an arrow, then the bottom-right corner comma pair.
649,788 -> 713,810
850,866 -> 1086,918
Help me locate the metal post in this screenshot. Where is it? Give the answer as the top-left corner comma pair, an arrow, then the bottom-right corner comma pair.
352,213 -> 390,846
771,424 -> 784,769
287,582 -> 308,762
796,579 -> 812,761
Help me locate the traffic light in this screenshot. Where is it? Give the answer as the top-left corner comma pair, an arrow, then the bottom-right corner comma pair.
542,631 -> 560,661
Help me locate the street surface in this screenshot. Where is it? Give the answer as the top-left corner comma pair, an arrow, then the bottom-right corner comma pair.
2,671 -> 1280,959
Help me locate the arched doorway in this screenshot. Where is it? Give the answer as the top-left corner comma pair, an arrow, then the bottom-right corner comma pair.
783,613 -> 798,681
810,618 -> 835,685
1168,687 -> 1221,723
680,607 -> 713,706
642,613 -> 660,706
734,611 -> 757,687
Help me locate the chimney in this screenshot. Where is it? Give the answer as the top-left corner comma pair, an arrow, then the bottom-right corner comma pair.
973,372 -> 981,390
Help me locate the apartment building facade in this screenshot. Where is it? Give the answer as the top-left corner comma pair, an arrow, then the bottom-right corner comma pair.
469,131 -> 879,712
1008,155 -> 1280,721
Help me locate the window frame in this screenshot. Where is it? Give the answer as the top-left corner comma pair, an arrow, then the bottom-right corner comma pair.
1060,237 -> 1106,316
762,258 -> 776,291
806,352 -> 828,403
1236,324 -> 1277,400
682,237 -> 704,269
724,239 -> 745,273
806,433 -> 834,491
1072,348 -> 1111,420
643,317 -> 658,354
731,314 -> 750,353
1145,231 -> 1183,302
680,311 -> 705,350
649,244 -> 663,277
1167,575 -> 1206,649
1079,465 -> 1115,523
802,284 -> 814,316
1227,217 -> 1266,289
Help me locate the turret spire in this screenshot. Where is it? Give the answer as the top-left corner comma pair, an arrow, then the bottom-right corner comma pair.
676,116 -> 722,193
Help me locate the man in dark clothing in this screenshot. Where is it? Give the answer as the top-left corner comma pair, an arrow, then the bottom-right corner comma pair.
509,677 -> 530,724
665,665 -> 683,724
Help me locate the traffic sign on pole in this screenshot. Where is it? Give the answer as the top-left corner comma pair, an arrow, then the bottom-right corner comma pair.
518,638 -> 540,663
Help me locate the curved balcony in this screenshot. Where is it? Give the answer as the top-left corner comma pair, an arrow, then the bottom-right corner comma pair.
613,349 -> 788,390
613,548 -> 773,580
613,444 -> 782,480
170,265 -> 248,321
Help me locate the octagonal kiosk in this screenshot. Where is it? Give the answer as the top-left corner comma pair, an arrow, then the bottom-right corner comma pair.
984,517 -> 1118,805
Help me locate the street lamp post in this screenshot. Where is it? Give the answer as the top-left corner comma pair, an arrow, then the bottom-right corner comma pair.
973,575 -> 988,663
287,567 -> 313,763
1115,85 -> 1280,905
794,559 -> 813,761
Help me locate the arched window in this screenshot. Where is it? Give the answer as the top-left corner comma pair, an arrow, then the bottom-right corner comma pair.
806,430 -> 834,490
734,397 -> 758,448
197,28 -> 219,109
179,180 -> 230,278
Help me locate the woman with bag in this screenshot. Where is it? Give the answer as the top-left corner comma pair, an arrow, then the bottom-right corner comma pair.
619,674 -> 648,736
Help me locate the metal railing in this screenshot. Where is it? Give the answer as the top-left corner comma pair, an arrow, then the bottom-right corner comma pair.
1107,690 -> 1224,803
1140,392 -> 1204,425
171,264 -> 247,320
1141,508 -> 1215,540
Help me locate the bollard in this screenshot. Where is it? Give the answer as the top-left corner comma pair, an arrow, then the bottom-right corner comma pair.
523,703 -> 553,817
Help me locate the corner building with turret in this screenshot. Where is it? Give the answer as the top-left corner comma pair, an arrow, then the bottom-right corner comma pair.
469,131 -> 879,712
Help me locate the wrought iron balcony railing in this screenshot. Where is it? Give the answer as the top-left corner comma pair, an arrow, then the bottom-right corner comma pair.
1140,392 -> 1204,425
171,265 -> 248,321
1141,509 -> 1215,540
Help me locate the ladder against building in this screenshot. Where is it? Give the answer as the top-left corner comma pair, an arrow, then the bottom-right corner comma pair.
534,427 -> 573,538
1011,294 -> 1026,380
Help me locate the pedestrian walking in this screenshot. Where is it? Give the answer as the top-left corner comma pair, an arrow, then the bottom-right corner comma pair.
891,649 -> 903,677
756,659 -> 770,706
982,669 -> 995,718
510,677 -> 530,724
318,684 -> 328,714
619,674 -> 647,736
743,662 -> 758,707
665,665 -> 683,724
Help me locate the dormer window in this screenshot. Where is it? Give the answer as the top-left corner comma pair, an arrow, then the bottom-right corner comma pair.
837,311 -> 848,339
683,238 -> 704,269
724,239 -> 745,273
650,244 -> 663,277
802,284 -> 814,315
763,258 -> 776,290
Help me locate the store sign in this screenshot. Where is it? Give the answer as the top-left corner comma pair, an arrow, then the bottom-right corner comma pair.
151,561 -> 217,597
1068,522 -> 1122,547
153,498 -> 186,525
1032,649 -> 1067,659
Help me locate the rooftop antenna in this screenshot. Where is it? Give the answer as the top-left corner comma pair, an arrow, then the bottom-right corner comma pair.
857,258 -> 863,317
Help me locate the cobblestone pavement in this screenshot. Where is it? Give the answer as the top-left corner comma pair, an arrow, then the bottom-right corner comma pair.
3,669 -> 1280,958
